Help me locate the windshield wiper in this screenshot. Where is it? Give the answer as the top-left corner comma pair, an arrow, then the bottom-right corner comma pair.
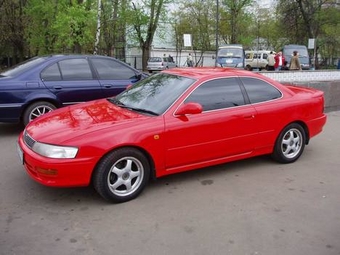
107,98 -> 125,106
107,98 -> 158,116
121,106 -> 159,116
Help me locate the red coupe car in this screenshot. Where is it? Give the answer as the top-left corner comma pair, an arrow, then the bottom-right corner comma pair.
17,68 -> 327,203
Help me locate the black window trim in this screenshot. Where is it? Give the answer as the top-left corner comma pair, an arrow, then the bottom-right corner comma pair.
238,76 -> 283,105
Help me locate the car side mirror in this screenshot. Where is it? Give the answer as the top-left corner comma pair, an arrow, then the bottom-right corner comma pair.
175,102 -> 203,116
136,73 -> 142,80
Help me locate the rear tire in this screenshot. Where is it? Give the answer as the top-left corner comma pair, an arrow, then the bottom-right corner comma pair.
271,123 -> 306,163
23,101 -> 56,126
93,148 -> 150,203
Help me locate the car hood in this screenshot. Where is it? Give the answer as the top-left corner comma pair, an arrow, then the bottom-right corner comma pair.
25,99 -> 149,144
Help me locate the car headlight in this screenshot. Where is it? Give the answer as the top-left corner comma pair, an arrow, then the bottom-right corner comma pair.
236,62 -> 244,68
32,142 -> 78,159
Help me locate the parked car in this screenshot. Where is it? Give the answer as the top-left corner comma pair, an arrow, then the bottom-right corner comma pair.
0,54 -> 146,125
17,68 -> 327,203
245,50 -> 271,71
216,44 -> 246,69
147,56 -> 177,73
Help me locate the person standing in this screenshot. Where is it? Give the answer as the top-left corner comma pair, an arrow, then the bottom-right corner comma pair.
289,51 -> 302,70
267,51 -> 275,71
274,51 -> 285,71
187,53 -> 193,67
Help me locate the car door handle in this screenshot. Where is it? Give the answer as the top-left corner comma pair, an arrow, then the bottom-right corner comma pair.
53,86 -> 63,90
244,114 -> 255,119
102,84 -> 113,88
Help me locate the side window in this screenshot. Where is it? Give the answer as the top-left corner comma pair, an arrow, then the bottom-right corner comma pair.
240,77 -> 282,104
91,58 -> 137,80
58,59 -> 93,80
185,78 -> 245,111
263,53 -> 268,59
253,53 -> 258,59
41,63 -> 61,81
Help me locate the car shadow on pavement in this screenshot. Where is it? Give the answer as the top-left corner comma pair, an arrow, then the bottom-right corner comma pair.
0,123 -> 24,135
19,155 -> 272,206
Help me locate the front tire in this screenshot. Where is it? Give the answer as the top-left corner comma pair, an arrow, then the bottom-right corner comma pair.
272,123 -> 306,163
93,148 -> 150,203
23,101 -> 56,126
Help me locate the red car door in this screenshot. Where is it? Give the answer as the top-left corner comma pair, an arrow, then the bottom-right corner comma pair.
164,77 -> 259,171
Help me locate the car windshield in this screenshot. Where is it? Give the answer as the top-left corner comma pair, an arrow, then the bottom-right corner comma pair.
112,73 -> 195,115
218,48 -> 243,58
0,57 -> 47,77
284,48 -> 309,58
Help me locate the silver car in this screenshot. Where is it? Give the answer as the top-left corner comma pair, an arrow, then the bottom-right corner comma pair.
147,56 -> 177,73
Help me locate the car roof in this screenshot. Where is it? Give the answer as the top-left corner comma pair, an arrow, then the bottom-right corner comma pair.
162,67 -> 260,79
40,54 -> 117,60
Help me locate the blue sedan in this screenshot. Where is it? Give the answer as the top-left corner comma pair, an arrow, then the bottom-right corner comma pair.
0,55 -> 146,125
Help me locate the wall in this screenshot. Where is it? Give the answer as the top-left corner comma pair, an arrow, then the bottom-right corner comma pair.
260,70 -> 340,112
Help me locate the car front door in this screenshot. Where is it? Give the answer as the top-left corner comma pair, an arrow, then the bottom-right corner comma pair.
41,58 -> 103,105
164,77 -> 259,170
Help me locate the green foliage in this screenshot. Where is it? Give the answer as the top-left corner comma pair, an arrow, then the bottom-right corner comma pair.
220,0 -> 254,44
25,0 -> 96,55
173,0 -> 217,51
52,3 -> 97,52
2,0 -> 340,67
276,0 -> 340,66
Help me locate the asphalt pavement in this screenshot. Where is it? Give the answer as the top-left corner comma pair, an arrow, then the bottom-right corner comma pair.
1,111 -> 340,255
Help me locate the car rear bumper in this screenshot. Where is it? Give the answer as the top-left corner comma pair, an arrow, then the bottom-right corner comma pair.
147,67 -> 166,71
307,114 -> 327,139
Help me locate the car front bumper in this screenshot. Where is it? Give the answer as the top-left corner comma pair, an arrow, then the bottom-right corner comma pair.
17,133 -> 99,187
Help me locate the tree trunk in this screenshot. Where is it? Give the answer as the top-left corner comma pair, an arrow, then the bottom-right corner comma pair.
141,44 -> 151,72
94,0 -> 102,54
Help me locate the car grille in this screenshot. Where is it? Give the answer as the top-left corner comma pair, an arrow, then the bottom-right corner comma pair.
24,130 -> 36,149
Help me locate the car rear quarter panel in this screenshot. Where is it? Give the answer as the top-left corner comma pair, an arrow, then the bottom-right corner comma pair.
286,86 -> 326,138
252,86 -> 326,152
0,79 -> 57,122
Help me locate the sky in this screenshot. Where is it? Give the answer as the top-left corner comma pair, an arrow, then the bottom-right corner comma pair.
256,0 -> 275,8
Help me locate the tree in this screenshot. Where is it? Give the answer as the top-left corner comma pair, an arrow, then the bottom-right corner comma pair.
277,0 -> 340,67
173,0 -> 217,66
0,0 -> 28,65
127,0 -> 174,71
94,0 -> 102,54
220,0 -> 254,44
100,0 -> 128,59
25,0 -> 97,54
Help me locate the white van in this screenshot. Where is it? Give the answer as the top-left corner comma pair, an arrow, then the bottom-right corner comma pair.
245,50 -> 271,71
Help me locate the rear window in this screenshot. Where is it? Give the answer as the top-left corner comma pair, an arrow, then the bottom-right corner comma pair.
1,57 -> 47,77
